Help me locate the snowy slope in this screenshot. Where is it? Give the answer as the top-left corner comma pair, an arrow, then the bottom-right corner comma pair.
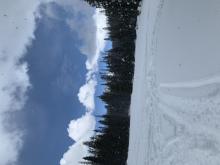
127,0 -> 220,165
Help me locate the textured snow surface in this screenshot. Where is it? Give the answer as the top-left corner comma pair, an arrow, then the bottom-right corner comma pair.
127,0 -> 220,165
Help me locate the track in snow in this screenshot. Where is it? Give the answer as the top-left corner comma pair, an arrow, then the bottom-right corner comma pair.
160,75 -> 220,89
127,0 -> 220,165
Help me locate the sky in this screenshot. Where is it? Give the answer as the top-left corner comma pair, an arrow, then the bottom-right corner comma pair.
0,0 -> 107,165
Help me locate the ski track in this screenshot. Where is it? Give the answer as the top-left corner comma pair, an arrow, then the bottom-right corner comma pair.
160,75 -> 220,89
127,0 -> 220,165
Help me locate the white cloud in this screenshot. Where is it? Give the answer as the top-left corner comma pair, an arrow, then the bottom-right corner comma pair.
0,0 -> 53,164
44,0 -> 107,111
60,142 -> 89,165
55,0 -> 97,63
78,78 -> 97,111
0,120 -> 23,165
60,113 -> 96,165
0,1 -> 106,165
41,1 -> 107,164
68,113 -> 96,142
78,9 -> 107,111
59,4 -> 107,165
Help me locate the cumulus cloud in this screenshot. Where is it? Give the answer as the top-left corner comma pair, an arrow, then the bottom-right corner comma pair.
60,113 -> 96,165
78,78 -> 97,111
0,0 -> 106,164
0,0 -> 42,164
55,0 -> 97,63
57,1 -> 107,164
44,0 -> 106,110
68,113 -> 96,142
78,9 -> 107,111
62,113 -> 95,165
41,1 -> 106,164
54,0 -> 106,110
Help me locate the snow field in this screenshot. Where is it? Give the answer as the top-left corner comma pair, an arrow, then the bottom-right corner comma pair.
128,0 -> 220,164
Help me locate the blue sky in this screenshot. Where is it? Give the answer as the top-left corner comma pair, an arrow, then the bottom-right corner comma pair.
0,1 -> 107,165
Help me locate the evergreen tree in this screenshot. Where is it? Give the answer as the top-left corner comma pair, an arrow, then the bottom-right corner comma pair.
80,0 -> 142,164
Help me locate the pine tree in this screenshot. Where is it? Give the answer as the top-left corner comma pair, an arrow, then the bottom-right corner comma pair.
81,0 -> 142,164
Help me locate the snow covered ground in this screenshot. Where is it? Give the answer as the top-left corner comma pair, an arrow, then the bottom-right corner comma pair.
127,0 -> 220,164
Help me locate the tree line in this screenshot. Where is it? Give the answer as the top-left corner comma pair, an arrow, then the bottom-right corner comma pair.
81,0 -> 141,164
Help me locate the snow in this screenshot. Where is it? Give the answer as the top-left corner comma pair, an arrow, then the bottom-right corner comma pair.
160,75 -> 220,89
127,0 -> 220,164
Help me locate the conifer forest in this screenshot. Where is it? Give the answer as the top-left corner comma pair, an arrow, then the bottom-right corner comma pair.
81,0 -> 142,164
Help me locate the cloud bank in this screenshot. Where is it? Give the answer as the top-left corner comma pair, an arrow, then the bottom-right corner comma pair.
0,0 -> 106,164
57,2 -> 107,164
0,0 -> 51,164
54,0 -> 106,111
78,10 -> 107,111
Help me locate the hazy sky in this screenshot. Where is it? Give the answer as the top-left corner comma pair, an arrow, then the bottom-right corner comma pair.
0,0 -> 106,165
